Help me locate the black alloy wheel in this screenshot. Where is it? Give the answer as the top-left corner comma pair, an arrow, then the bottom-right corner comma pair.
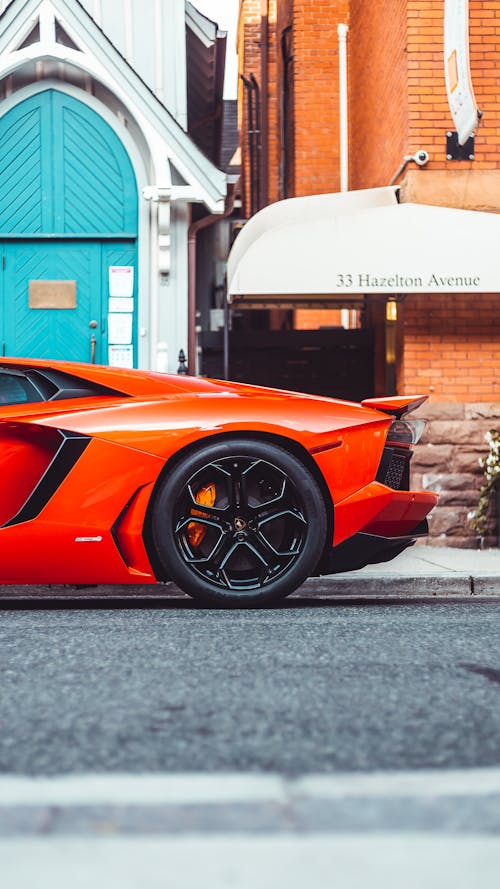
151,439 -> 328,606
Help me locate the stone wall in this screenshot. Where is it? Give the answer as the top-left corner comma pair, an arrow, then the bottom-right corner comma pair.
412,402 -> 500,548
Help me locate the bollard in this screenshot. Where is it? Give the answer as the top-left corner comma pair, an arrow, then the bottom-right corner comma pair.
177,349 -> 188,374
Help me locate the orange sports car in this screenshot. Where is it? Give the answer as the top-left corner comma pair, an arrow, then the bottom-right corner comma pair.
0,358 -> 437,606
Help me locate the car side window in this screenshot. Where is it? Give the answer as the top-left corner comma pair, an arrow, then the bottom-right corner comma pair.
0,371 -> 43,405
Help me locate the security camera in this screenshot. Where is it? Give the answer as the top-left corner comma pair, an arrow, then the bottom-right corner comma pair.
413,150 -> 429,166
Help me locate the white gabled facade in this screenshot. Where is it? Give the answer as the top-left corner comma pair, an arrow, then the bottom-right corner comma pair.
0,0 -> 226,371
79,0 -> 189,126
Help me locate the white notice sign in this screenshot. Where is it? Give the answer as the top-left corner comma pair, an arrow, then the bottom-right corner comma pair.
108,313 -> 133,345
109,297 -> 134,313
108,345 -> 133,368
109,266 -> 134,298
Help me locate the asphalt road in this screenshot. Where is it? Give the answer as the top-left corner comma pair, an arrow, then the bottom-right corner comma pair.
1,599 -> 499,776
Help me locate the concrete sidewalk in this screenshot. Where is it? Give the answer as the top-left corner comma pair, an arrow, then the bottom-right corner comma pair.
0,546 -> 498,603
302,545 -> 500,598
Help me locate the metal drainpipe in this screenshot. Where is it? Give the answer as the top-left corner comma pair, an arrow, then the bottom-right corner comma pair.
337,24 -> 349,192
280,25 -> 293,200
187,185 -> 236,376
260,0 -> 269,207
241,75 -> 256,215
249,73 -> 261,210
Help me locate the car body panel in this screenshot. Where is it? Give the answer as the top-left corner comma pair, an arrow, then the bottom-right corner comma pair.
0,434 -> 162,583
334,482 -> 438,545
0,358 -> 438,586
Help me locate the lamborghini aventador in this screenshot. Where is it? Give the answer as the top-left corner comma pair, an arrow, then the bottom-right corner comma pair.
0,358 -> 437,606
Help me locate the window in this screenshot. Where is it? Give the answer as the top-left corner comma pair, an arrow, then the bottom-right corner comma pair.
0,371 -> 43,405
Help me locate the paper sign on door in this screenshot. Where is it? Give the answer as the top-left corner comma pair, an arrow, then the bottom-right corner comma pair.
108,313 -> 133,345
108,345 -> 133,368
109,266 -> 134,298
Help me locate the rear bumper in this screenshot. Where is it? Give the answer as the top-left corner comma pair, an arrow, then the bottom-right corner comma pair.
333,481 -> 438,546
316,521 -> 429,577
359,489 -> 438,537
318,481 -> 438,576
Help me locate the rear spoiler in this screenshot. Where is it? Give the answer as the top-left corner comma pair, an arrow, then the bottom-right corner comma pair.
361,395 -> 427,419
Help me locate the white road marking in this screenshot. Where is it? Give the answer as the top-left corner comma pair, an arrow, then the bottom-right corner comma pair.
0,773 -> 284,806
1,767 -> 500,807
293,767 -> 500,799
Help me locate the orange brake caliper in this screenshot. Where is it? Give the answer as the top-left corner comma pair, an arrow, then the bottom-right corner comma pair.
187,483 -> 216,548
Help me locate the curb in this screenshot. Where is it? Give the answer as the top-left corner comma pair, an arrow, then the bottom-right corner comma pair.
0,576 -> 499,603
299,575 -> 500,598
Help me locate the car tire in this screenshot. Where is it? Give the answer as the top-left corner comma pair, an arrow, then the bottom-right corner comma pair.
151,438 -> 327,607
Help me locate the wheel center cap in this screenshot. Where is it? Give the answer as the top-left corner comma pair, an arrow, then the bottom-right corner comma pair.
233,516 -> 247,532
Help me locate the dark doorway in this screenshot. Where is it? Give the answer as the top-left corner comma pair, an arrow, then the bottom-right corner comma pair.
200,328 -> 375,402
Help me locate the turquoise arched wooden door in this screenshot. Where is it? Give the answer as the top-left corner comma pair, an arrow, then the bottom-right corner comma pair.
0,89 -> 138,364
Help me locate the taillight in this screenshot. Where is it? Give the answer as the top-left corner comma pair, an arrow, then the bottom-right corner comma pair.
387,418 -> 426,446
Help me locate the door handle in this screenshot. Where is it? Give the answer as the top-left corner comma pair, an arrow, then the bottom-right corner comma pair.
89,320 -> 97,364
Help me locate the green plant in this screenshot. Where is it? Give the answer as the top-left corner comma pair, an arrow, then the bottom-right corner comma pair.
470,430 -> 500,536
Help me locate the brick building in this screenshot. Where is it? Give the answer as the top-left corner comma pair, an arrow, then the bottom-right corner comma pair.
227,0 -> 500,547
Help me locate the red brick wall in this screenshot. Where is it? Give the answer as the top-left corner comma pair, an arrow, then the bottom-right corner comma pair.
349,0 -> 408,189
239,1 -> 350,206
350,0 -> 500,188
401,294 -> 500,403
407,0 -> 500,171
291,1 -> 349,196
239,1 -> 500,201
468,0 -> 500,168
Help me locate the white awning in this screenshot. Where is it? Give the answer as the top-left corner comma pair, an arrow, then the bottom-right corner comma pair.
227,187 -> 500,307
